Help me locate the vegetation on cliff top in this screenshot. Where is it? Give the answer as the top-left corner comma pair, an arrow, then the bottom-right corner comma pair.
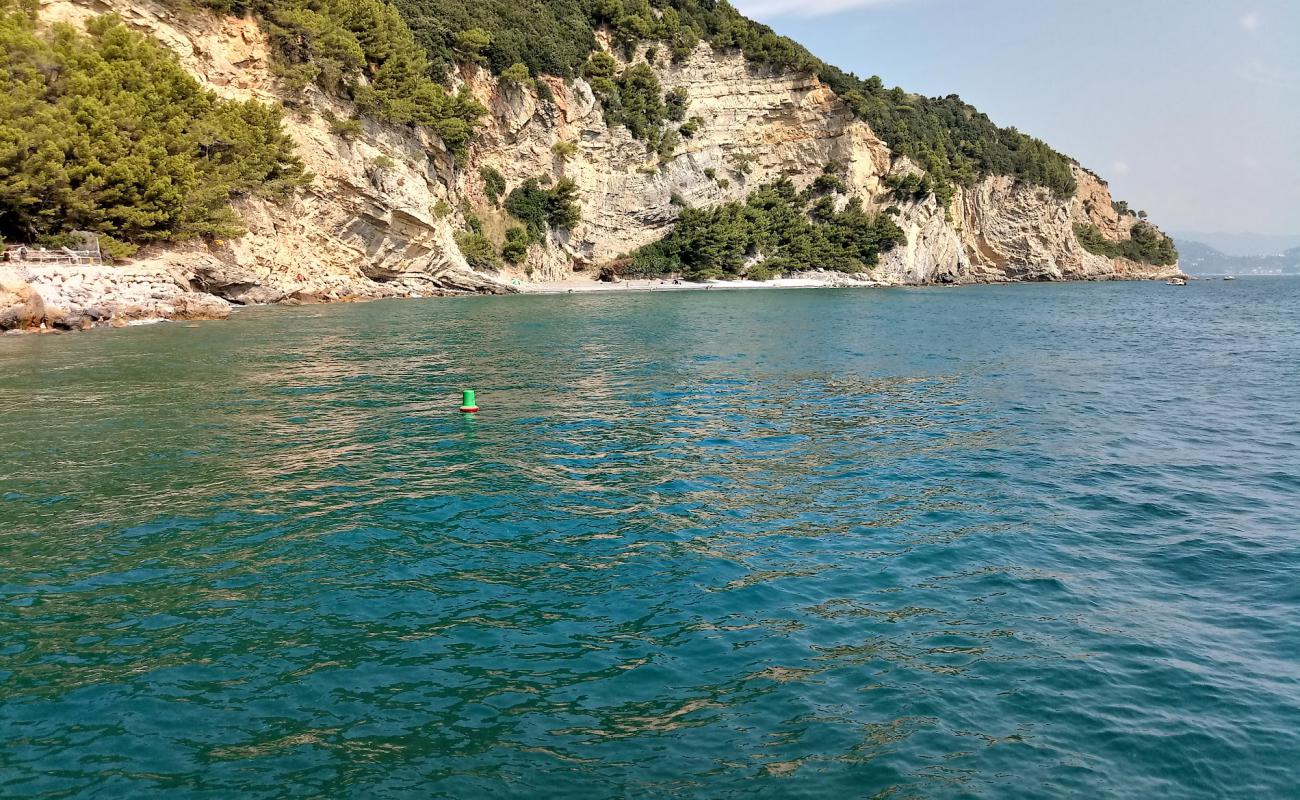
630,174 -> 906,280
0,0 -> 306,256
181,0 -> 485,159
184,0 -> 1080,205
3,0 -> 1153,270
381,0 -> 1077,199
1075,222 -> 1179,266
391,0 -> 597,79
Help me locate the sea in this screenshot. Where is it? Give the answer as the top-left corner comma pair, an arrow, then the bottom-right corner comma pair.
2,277 -> 1298,798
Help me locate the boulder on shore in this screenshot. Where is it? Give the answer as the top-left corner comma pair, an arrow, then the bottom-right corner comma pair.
0,267 -> 46,331
170,293 -> 232,321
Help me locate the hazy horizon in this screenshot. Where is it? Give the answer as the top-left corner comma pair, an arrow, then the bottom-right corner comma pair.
733,0 -> 1300,238
1169,230 -> 1300,257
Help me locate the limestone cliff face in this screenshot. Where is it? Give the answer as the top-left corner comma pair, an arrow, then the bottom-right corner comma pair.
462,40 -> 907,281
13,0 -> 1180,329
32,0 -> 510,324
454,39 -> 1178,287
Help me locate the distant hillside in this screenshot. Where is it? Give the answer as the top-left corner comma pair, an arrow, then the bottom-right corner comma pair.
1177,240 -> 1300,276
1172,232 -> 1300,258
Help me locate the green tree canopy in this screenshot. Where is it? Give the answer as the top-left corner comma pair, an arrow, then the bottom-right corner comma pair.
505,177 -> 582,244
0,1 -> 307,255
379,0 -> 1081,198
632,177 -> 906,279
1075,222 -> 1178,266
175,0 -> 486,160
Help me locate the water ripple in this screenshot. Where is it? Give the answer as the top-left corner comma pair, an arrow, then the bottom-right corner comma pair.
2,280 -> 1299,798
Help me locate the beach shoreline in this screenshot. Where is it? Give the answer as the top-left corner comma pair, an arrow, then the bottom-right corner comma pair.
513,271 -> 888,295
6,263 -> 1199,335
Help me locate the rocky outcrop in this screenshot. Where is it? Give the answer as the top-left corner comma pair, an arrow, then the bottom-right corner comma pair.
19,0 -> 1180,331
851,164 -> 1184,285
0,268 -> 46,331
4,263 -> 231,330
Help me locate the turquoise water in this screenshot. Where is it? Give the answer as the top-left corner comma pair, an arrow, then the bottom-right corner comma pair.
2,279 -> 1299,798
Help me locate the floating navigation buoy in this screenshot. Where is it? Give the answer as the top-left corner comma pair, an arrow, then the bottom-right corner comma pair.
459,389 -> 479,413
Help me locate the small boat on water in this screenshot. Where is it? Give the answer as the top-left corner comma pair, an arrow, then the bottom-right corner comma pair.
1224,275 -> 1236,281
1166,277 -> 1187,286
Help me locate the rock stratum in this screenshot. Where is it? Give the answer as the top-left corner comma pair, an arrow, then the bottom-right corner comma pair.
4,0 -> 1182,331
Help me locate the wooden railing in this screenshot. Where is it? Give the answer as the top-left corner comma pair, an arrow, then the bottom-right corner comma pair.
2,248 -> 102,265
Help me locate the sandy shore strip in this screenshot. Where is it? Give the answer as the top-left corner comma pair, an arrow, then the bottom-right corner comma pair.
515,271 -> 886,294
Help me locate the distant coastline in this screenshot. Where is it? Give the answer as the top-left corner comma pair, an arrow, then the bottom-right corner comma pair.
1175,239 -> 1300,277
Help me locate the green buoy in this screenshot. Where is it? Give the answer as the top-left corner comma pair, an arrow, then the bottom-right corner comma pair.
459,389 -> 479,413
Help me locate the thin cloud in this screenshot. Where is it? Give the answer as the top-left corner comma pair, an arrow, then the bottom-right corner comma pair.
1234,13 -> 1300,91
1239,58 -> 1300,91
733,0 -> 903,18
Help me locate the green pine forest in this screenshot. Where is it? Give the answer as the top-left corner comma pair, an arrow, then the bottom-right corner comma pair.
0,0 -> 306,257
630,175 -> 907,280
387,0 -> 1082,201
0,0 -> 1175,270
1075,222 -> 1179,267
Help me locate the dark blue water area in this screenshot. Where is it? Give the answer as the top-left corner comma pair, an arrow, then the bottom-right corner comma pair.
1,278 -> 1298,797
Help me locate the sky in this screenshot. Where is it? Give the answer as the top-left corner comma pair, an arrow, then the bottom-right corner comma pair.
731,0 -> 1300,238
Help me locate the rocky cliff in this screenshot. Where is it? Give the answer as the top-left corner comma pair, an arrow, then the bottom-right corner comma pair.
4,0 -> 1181,331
